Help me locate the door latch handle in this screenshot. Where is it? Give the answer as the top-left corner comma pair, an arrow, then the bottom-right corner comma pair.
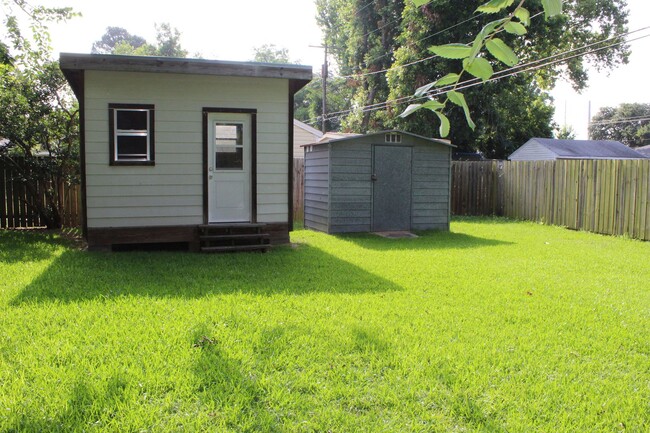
371,174 -> 378,181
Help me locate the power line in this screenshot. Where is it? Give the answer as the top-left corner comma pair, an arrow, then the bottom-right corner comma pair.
304,29 -> 650,126
309,26 -> 647,122
590,116 -> 650,126
324,12 -> 541,81
313,8 -> 489,83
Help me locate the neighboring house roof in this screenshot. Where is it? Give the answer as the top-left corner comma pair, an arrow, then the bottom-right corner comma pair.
635,144 -> 650,157
314,131 -> 362,144
305,130 -> 455,148
293,119 -> 323,139
59,53 -> 313,98
509,138 -> 647,160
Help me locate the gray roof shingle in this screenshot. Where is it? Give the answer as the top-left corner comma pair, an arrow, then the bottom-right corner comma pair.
528,138 -> 646,159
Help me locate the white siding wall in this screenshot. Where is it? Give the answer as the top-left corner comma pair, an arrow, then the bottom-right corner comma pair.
293,125 -> 321,159
84,70 -> 289,228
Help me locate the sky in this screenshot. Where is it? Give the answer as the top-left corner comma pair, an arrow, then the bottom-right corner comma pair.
18,0 -> 650,139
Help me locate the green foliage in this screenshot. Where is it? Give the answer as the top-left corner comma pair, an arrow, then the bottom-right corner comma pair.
403,0 -> 557,137
316,0 -> 404,132
294,75 -> 353,132
589,103 -> 650,147
91,24 -> 189,58
0,1 -> 79,228
317,0 -> 628,153
91,26 -> 148,54
485,38 -> 519,67
1,0 -> 77,65
1,219 -> 649,431
252,44 -> 292,63
555,124 -> 576,139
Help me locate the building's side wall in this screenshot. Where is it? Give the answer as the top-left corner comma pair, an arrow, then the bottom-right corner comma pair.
303,146 -> 330,232
84,70 -> 289,229
329,140 -> 373,233
412,142 -> 451,231
293,125 -> 321,159
509,141 -> 556,161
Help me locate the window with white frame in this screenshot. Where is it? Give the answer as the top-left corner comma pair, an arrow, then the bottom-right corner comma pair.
109,104 -> 155,165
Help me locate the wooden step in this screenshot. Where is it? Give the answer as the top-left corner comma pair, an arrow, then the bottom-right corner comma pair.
198,223 -> 267,230
199,233 -> 270,241
200,244 -> 270,253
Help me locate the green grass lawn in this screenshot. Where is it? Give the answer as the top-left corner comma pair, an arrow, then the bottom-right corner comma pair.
1,218 -> 648,432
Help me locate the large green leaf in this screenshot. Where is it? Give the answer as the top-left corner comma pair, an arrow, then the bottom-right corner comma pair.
504,21 -> 527,35
447,90 -> 476,130
462,57 -> 494,81
429,43 -> 472,59
400,103 -> 422,118
541,0 -> 562,18
486,38 -> 519,66
422,100 -> 445,111
476,0 -> 515,14
412,0 -> 430,6
414,82 -> 435,97
434,111 -> 450,137
434,73 -> 460,87
414,74 -> 459,97
514,7 -> 531,26
479,19 -> 507,40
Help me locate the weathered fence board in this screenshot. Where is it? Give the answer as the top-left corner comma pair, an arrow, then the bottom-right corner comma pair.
451,159 -> 650,241
0,157 -> 80,229
293,158 -> 305,224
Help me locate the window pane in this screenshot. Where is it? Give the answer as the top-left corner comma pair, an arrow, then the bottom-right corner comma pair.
215,124 -> 242,145
117,110 -> 148,131
117,136 -> 148,159
216,147 -> 243,169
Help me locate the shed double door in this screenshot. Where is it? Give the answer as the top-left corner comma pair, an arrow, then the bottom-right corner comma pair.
372,145 -> 412,231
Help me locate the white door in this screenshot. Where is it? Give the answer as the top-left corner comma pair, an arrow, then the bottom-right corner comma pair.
207,113 -> 252,222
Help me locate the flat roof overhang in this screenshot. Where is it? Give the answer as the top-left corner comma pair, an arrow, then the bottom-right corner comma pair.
59,53 -> 313,98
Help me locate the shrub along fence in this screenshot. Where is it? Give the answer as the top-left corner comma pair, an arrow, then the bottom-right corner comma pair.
451,159 -> 650,241
0,157 -> 80,229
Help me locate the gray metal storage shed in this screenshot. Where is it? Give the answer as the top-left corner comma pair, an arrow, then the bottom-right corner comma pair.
303,130 -> 454,233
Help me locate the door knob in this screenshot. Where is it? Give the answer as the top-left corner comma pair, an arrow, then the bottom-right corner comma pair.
371,174 -> 378,181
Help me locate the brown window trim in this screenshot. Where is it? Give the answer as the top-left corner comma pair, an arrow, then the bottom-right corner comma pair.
109,103 -> 155,166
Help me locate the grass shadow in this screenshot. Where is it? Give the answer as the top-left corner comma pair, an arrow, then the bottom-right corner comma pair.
334,230 -> 512,251
10,242 -> 403,305
451,215 -> 515,224
0,229 -> 72,263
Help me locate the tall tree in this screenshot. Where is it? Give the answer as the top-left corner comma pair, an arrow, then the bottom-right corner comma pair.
316,0 -> 629,157
252,44 -> 292,63
294,75 -> 353,132
589,103 -> 650,147
1,1 -> 79,228
91,27 -> 148,54
91,24 -> 188,57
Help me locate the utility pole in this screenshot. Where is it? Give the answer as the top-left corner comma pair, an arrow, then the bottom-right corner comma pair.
321,43 -> 328,134
310,44 -> 328,133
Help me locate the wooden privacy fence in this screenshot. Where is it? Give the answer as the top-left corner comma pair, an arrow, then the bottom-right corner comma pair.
451,160 -> 650,241
293,158 -> 305,223
0,158 -> 81,229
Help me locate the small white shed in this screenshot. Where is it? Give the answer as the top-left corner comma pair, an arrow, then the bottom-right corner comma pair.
60,53 -> 311,251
